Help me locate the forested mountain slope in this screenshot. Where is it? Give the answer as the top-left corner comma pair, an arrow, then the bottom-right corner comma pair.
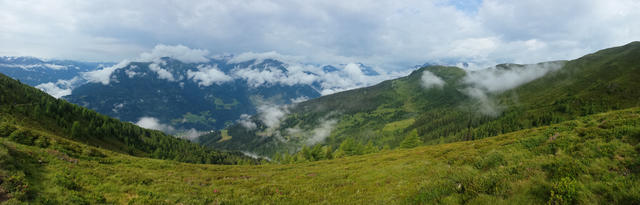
0,73 -> 256,165
202,42 -> 640,159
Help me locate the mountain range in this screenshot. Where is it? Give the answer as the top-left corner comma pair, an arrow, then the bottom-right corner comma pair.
1,42 -> 639,204
62,56 -> 398,138
200,41 -> 640,159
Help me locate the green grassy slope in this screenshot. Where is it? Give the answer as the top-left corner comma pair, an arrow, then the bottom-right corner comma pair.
0,73 -> 256,165
2,107 -> 639,204
204,42 -> 640,159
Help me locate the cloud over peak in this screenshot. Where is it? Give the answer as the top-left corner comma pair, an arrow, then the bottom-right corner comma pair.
138,44 -> 210,63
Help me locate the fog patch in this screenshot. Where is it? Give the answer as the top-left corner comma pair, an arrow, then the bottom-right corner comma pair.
421,70 -> 445,89
305,119 -> 338,145
175,128 -> 206,141
135,117 -> 176,134
237,114 -> 257,130
257,102 -> 290,130
461,61 -> 565,115
241,151 -> 271,161
463,62 -> 565,93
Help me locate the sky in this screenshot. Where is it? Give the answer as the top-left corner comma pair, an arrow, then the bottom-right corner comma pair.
1,0 -> 639,69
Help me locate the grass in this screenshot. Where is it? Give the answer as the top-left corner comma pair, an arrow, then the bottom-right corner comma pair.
217,130 -> 232,143
2,107 -> 640,204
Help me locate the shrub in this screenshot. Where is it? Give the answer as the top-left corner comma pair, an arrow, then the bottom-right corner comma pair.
0,172 -> 30,200
53,173 -> 81,191
0,123 -> 17,137
474,151 -> 506,170
548,177 -> 581,205
8,129 -> 37,146
34,136 -> 50,148
542,156 -> 586,180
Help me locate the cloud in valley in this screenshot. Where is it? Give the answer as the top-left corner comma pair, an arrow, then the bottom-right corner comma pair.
35,77 -> 83,98
135,117 -> 176,134
237,114 -> 258,130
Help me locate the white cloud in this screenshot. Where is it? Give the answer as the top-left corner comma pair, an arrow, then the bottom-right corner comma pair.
187,64 -> 232,86
35,77 -> 82,98
176,128 -> 205,141
82,60 -> 130,85
148,62 -> 176,81
228,51 -> 301,65
461,61 -> 566,115
135,117 -> 176,133
257,103 -> 289,129
36,82 -> 71,98
237,114 -> 257,130
463,61 -> 565,93
138,44 -> 210,63
305,119 -> 337,145
0,63 -> 67,70
290,96 -> 309,103
43,63 -> 67,70
421,70 -> 445,89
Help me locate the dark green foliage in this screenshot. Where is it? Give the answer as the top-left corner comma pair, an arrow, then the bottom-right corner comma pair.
8,129 -> 37,146
399,132 -> 422,149
0,73 -> 256,165
0,123 -> 17,137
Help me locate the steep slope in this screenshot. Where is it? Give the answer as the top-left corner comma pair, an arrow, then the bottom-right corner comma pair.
204,42 -> 640,158
0,73 -> 256,165
2,107 -> 639,203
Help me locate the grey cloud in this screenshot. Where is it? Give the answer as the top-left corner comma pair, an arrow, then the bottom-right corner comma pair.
138,44 -> 210,63
3,0 -> 639,68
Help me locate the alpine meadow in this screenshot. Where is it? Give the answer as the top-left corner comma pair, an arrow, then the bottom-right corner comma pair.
1,0 -> 640,204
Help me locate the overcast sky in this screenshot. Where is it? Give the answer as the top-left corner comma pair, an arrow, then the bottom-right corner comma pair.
1,0 -> 639,69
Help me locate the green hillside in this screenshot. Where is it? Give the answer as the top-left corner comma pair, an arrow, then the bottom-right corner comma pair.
203,42 -> 640,160
0,73 -> 256,165
2,107 -> 639,204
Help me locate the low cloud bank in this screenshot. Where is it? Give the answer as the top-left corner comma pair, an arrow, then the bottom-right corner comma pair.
461,61 -> 565,115
35,77 -> 83,98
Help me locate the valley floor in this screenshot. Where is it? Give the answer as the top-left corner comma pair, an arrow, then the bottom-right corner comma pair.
2,108 -> 640,204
